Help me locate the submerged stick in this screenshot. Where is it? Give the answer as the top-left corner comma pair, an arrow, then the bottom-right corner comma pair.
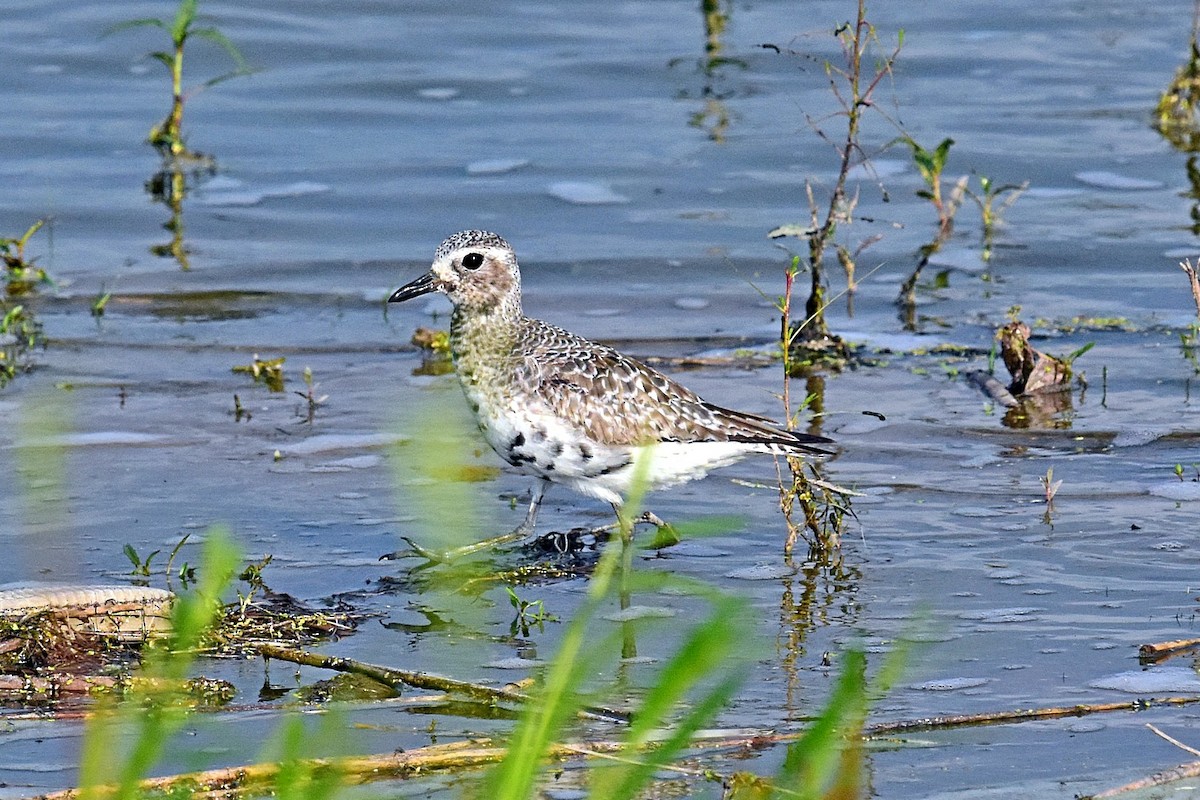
256,643 -> 630,723
863,695 -> 1200,736
1083,759 -> 1200,799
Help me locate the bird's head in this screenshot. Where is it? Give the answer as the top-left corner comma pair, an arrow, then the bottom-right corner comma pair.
389,230 -> 520,312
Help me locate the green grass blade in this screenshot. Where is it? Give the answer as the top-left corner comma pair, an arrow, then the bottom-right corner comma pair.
102,18 -> 167,37
590,594 -> 748,798
776,648 -> 867,799
191,25 -> 250,70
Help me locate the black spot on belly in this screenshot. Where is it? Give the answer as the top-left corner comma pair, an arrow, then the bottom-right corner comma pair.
468,401 -> 480,413
511,432 -> 525,449
579,443 -> 593,461
594,458 -> 632,477
550,441 -> 564,457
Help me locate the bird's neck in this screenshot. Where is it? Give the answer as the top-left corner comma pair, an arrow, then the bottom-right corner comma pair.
449,294 -> 524,372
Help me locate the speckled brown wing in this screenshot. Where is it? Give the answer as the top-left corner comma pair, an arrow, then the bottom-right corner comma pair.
515,319 -> 832,453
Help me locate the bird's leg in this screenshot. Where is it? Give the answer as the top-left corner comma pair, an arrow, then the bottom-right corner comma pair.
383,479 -> 550,564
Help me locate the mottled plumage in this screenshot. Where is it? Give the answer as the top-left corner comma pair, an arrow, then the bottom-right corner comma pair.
389,230 -> 832,536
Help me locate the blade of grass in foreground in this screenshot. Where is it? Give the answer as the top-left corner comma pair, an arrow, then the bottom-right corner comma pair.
77,530 -> 240,800
482,450 -> 656,800
588,592 -> 748,799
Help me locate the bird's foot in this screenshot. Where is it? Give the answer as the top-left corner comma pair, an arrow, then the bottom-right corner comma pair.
586,511 -> 680,548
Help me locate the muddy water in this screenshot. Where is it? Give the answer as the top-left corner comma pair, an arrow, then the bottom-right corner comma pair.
2,0 -> 1200,797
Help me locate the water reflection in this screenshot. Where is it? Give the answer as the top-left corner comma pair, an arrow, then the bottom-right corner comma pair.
777,553 -> 861,722
673,0 -> 744,143
146,165 -> 211,271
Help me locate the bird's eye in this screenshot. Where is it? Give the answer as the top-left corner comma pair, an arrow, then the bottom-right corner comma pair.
462,252 -> 484,270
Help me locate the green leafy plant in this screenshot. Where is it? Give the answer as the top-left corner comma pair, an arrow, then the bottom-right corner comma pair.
0,303 -> 43,387
505,586 -> 559,637
108,0 -> 252,162
123,542 -> 162,578
2,219 -> 52,296
896,136 -> 967,310
91,289 -> 113,318
966,175 -> 1028,265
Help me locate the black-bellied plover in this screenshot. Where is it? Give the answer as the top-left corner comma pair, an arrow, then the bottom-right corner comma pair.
389,230 -> 832,550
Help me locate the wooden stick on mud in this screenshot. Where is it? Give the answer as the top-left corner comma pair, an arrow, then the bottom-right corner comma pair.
255,643 -> 630,724
1137,637 -> 1200,662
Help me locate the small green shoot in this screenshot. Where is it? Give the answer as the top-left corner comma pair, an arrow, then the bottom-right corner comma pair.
123,542 -> 162,577
902,136 -> 959,229
1176,463 -> 1186,481
295,366 -> 328,422
1041,467 -> 1062,505
107,0 -> 253,162
504,586 -> 559,637
0,304 -> 43,387
233,393 -> 250,421
966,175 -> 1028,264
91,289 -> 113,318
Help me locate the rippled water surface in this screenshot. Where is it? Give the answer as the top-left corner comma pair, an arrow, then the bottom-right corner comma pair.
2,1 -> 1200,797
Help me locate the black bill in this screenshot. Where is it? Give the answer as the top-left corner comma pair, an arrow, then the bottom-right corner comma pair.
388,271 -> 437,303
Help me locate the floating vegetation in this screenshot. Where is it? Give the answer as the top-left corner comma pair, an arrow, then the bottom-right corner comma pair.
411,326 -> 454,376
232,353 -> 286,392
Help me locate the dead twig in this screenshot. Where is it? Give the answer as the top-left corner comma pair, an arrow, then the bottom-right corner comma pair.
1181,259 -> 1200,318
256,643 -> 630,724
1147,723 -> 1200,757
1083,759 -> 1200,799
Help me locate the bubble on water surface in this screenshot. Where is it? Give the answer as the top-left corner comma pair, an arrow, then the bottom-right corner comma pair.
958,607 -> 1042,623
1090,666 -> 1200,694
484,657 -> 545,669
725,563 -> 796,580
602,605 -> 677,622
418,87 -> 459,100
466,158 -> 530,175
548,181 -> 630,205
673,297 -> 710,310
1148,481 -> 1200,501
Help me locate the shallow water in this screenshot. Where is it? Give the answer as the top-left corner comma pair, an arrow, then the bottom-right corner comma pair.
2,0 -> 1200,797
